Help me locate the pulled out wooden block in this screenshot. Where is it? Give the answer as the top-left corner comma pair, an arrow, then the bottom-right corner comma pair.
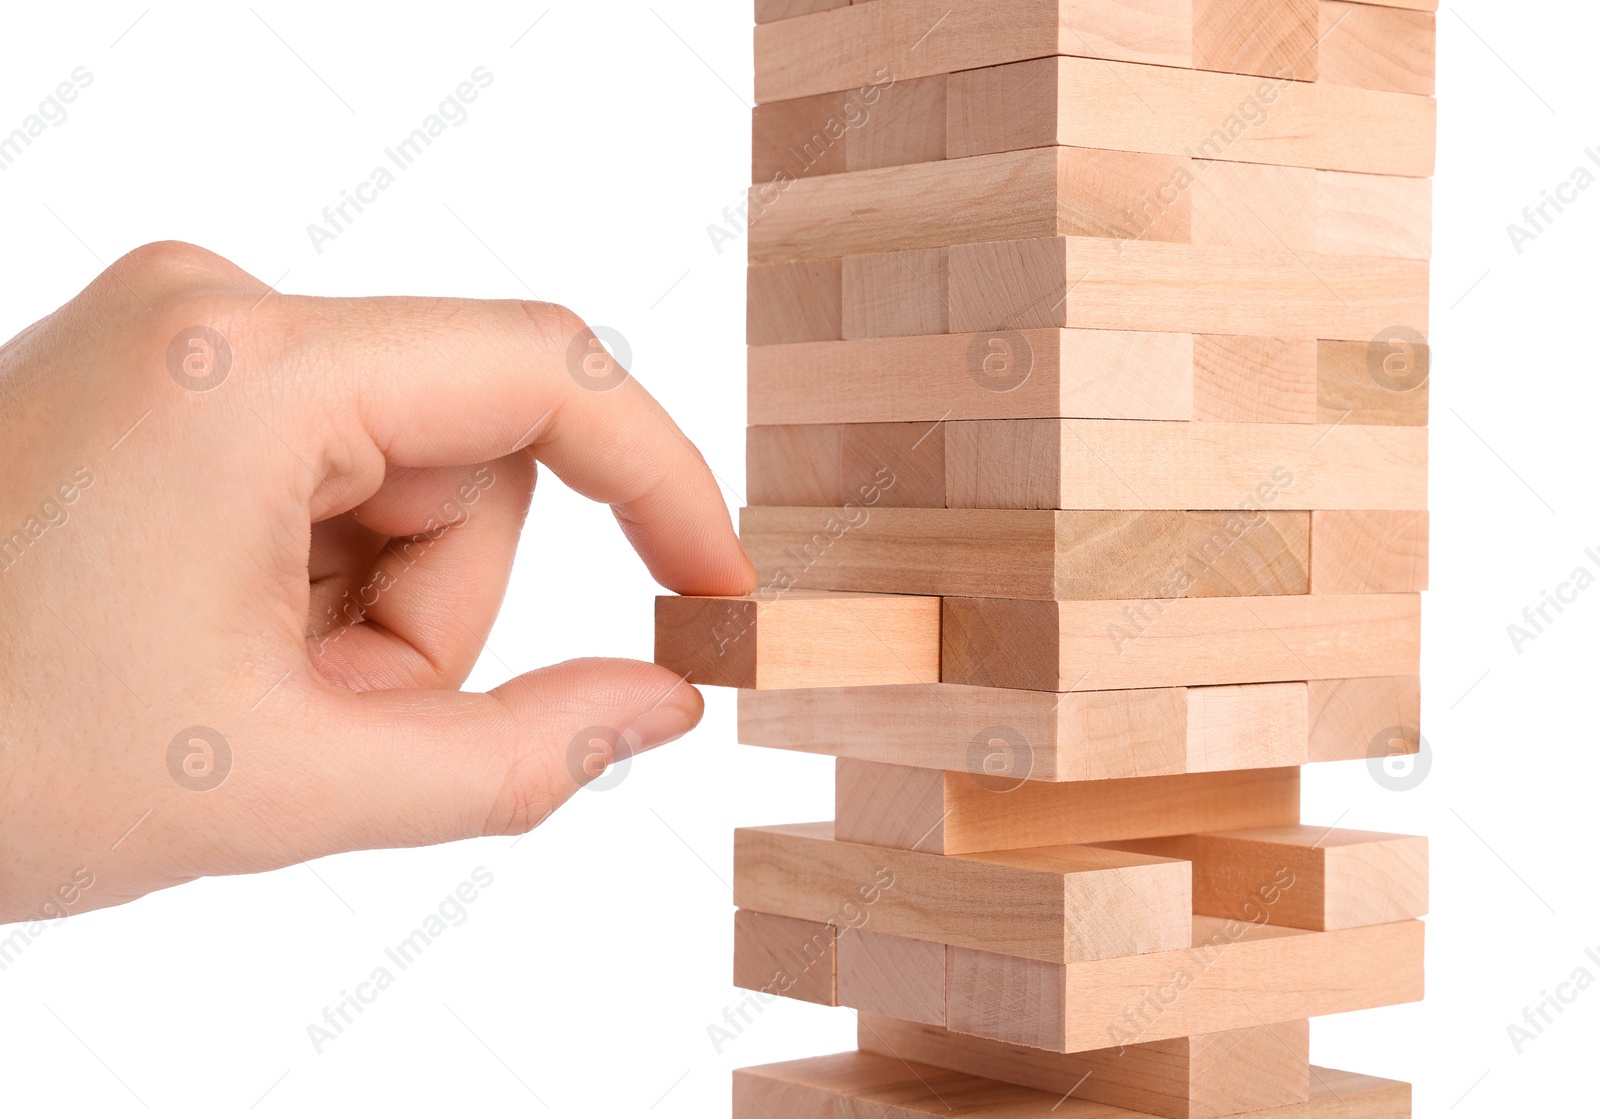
1318,337 -> 1430,426
941,594 -> 1421,691
733,822 -> 1191,963
741,680 -> 1312,779
1103,825 -> 1428,930
741,506 -> 1308,600
654,591 -> 939,689
946,236 -> 1428,343
733,911 -> 837,1005
857,1014 -> 1312,1119
945,56 -> 1434,176
942,418 -> 1426,511
837,929 -> 945,1025
748,329 -> 1194,426
1311,510 -> 1428,593
835,761 -> 1299,855
945,918 -> 1426,1051
733,1052 -> 1410,1119
1307,675 -> 1421,763
747,423 -> 942,508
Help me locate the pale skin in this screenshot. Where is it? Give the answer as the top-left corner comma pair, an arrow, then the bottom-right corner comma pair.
0,241 -> 756,922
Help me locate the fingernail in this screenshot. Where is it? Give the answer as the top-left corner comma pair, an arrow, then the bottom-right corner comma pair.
620,703 -> 698,758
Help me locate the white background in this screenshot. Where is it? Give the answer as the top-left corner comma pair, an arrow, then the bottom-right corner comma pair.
0,2 -> 1593,1115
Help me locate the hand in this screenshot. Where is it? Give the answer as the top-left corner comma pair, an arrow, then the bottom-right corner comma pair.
0,241 -> 754,922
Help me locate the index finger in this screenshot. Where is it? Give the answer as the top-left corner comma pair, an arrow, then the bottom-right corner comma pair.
262,295 -> 755,597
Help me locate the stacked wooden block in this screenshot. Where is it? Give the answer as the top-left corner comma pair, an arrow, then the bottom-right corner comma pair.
659,1 -> 1433,1113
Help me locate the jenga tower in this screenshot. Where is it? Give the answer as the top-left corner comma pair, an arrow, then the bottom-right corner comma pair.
658,1 -> 1433,1114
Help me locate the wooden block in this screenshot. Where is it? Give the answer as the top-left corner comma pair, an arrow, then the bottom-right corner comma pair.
941,594 -> 1421,691
734,1052 -> 1412,1119
838,929 -> 945,1025
1188,161 -> 1317,254
947,236 -> 1429,342
835,762 -> 1299,855
754,0 -> 1190,105
747,423 -> 944,508
733,910 -> 837,1005
1191,336 -> 1318,424
846,74 -> 947,171
742,506 -> 1181,601
752,91 -> 848,182
742,680 -> 1317,782
1102,825 -> 1429,931
1318,1 -> 1435,96
748,329 -> 1195,426
1316,171 -> 1433,259
654,591 -> 939,689
755,0 -> 849,24
1183,511 -> 1309,597
945,918 -> 1426,1051
841,248 -> 948,338
1306,675 -> 1420,763
942,419 -> 1426,511
1192,0 -> 1319,82
733,821 -> 1192,963
947,56 -> 1435,177
857,1014 -> 1312,1119
1186,683 -> 1309,772
1310,510 -> 1428,593
747,260 -> 841,345
1317,338 -> 1429,426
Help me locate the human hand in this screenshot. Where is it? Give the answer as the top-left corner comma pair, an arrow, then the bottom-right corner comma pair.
0,241 -> 754,922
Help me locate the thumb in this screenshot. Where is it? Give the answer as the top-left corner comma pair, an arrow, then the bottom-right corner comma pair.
302,659 -> 703,854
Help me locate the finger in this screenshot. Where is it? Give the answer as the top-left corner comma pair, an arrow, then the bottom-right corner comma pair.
306,455 -> 535,691
248,295 -> 754,596
262,659 -> 702,857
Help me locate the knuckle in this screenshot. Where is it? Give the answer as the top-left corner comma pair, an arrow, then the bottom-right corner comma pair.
513,299 -> 588,354
113,240 -> 241,288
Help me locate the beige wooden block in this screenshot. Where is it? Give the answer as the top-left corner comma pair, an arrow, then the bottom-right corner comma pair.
655,591 -> 939,689
739,682 -> 1192,782
1193,0 -> 1319,82
841,249 -> 948,338
752,91 -> 849,182
746,424 -> 843,507
945,918 -> 1426,1051
837,929 -> 945,1025
1316,170 -> 1433,259
835,762 -> 1299,855
1306,675 -> 1421,763
1183,511 -> 1310,597
1318,0 -> 1435,96
754,0 -> 850,24
941,593 -> 1421,691
747,260 -> 841,345
748,329 -> 1195,426
741,506 -> 1189,601
754,0 -> 1190,104
1311,510 -> 1428,593
846,74 -> 947,171
733,910 -> 837,1005
947,236 -> 1429,342
1318,337 -> 1429,426
1186,683 -> 1309,772
733,822 -> 1192,963
942,418 -> 1426,511
857,1014 -> 1312,1119
1191,336 -> 1318,424
747,423 -> 943,508
1189,160 -> 1317,254
1105,825 -> 1428,931
947,56 -> 1435,177
734,1052 -> 1410,1119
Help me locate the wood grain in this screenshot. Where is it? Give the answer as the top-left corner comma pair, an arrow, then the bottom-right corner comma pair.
1305,675 -> 1420,763
1318,338 -> 1430,426
733,821 -> 1192,963
733,910 -> 837,1005
941,593 -> 1421,691
837,929 -> 946,1025
842,248 -> 948,338
1318,0 -> 1435,96
1310,510 -> 1428,593
1191,336 -> 1318,424
748,423 -> 944,508
747,260 -> 841,344
655,591 -> 940,689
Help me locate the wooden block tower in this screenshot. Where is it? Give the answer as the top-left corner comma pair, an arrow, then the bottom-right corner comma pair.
658,1 -> 1433,1113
